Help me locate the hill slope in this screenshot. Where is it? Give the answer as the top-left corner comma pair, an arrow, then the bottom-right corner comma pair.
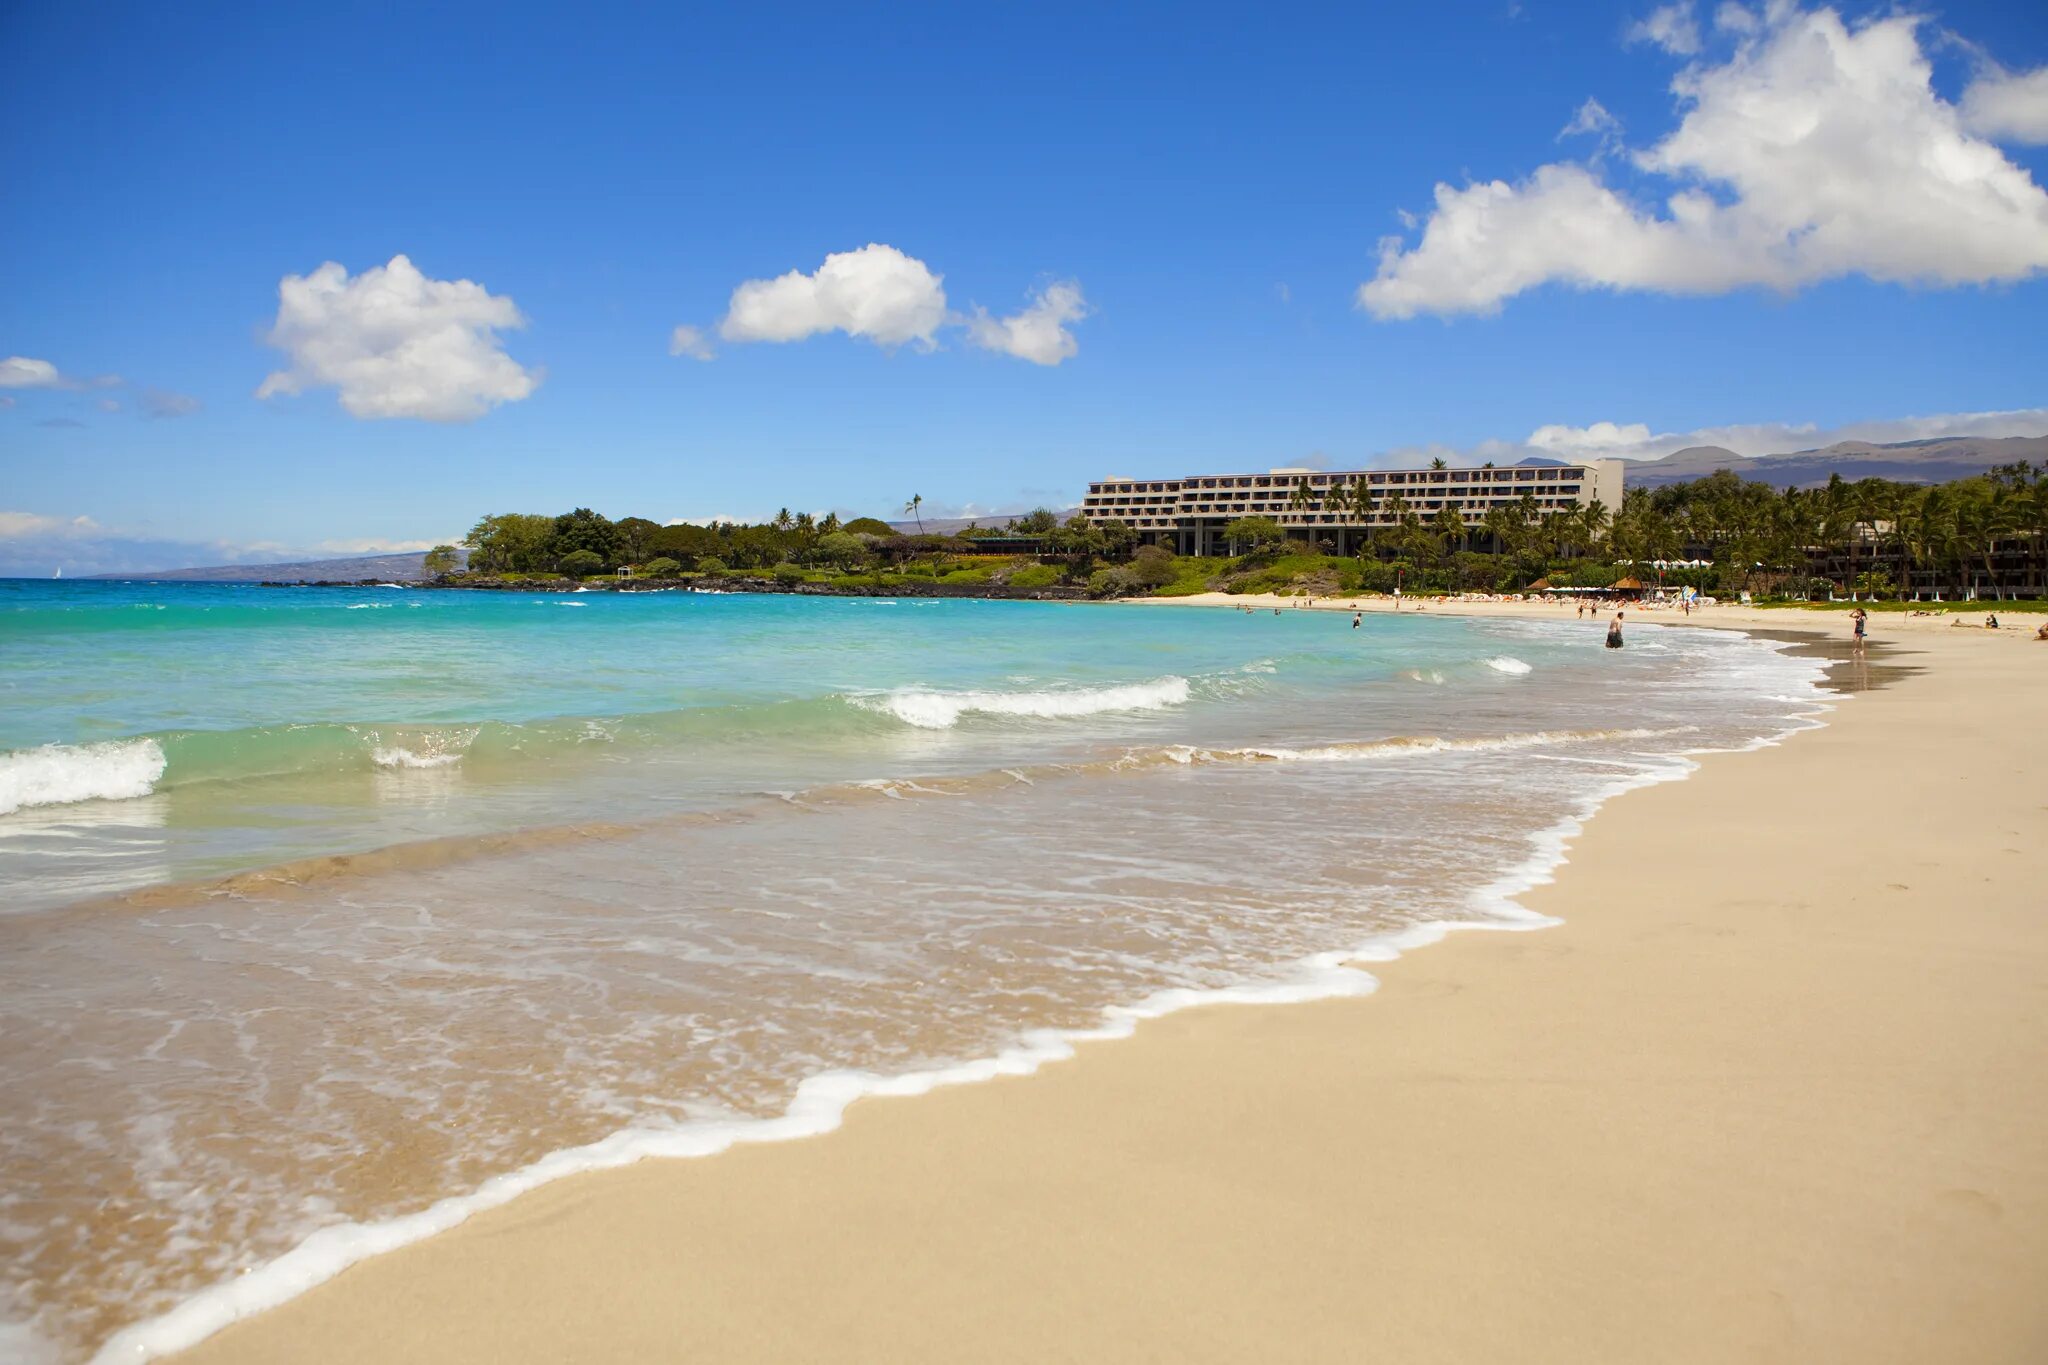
1624,435 -> 2046,488
87,549 -> 463,582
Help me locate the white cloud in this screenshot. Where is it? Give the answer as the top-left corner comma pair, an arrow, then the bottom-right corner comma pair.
965,281 -> 1089,366
1361,6 -> 2048,320
96,398 -> 121,414
0,356 -> 125,391
313,537 -> 446,554
0,512 -> 101,540
668,325 -> 715,361
141,389 -> 202,419
0,357 -> 66,389
1559,97 -> 1621,141
720,244 -> 947,349
1527,420 -> 1655,454
1628,2 -> 1701,56
1961,64 -> 2048,145
257,254 -> 539,421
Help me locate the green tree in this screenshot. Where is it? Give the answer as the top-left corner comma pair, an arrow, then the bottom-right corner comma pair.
842,517 -> 895,537
902,494 -> 925,533
613,517 -> 663,564
1129,544 -> 1179,588
812,531 -> 870,570
549,508 -> 622,570
559,548 -> 604,577
1223,515 -> 1287,556
1096,518 -> 1138,561
422,544 -> 460,576
642,557 -> 682,577
1009,507 -> 1060,535
463,513 -> 555,574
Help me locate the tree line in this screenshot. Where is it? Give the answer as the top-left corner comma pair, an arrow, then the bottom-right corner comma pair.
444,462 -> 2046,601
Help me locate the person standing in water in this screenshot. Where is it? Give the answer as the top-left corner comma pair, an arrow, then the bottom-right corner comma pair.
1852,606 -> 1868,652
1606,610 -> 1625,649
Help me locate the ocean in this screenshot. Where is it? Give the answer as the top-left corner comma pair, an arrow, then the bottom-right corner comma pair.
0,580 -> 1828,1362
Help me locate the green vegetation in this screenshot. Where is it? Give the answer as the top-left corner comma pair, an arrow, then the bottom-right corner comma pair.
443,463 -> 2044,603
422,544 -> 460,575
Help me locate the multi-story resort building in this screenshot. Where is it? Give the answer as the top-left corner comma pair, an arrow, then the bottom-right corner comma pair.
1079,459 -> 1626,557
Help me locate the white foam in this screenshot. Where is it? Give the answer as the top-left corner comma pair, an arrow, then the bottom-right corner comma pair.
858,677 -> 1192,729
0,740 -> 167,816
369,748 -> 463,771
1484,656 -> 1533,675
86,631 -> 1837,1365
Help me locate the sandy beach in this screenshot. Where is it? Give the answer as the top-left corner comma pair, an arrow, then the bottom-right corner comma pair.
171,606 -> 2047,1365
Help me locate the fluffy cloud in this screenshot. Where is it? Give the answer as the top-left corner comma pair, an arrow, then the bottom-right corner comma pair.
257,254 -> 539,421
668,325 -> 715,361
0,356 -> 118,390
965,281 -> 1089,366
0,356 -> 66,389
1961,64 -> 2048,144
698,244 -> 1088,364
720,244 -> 948,348
1360,6 -> 2048,319
0,512 -> 101,539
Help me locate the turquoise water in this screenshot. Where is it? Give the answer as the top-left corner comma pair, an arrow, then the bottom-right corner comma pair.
0,581 -> 1828,1361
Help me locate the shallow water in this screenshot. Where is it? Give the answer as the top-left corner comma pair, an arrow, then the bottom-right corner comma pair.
0,582 -> 1827,1361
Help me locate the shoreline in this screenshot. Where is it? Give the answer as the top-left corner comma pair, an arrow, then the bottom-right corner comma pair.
142,618 -> 2048,1363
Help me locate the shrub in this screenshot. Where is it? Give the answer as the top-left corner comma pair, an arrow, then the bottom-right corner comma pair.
1088,566 -> 1141,598
772,563 -> 806,584
558,548 -> 604,576
1130,545 -> 1179,588
642,557 -> 681,577
697,556 -> 728,575
1009,564 -> 1061,589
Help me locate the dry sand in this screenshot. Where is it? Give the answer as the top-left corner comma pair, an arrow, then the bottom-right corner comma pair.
175,613 -> 2047,1365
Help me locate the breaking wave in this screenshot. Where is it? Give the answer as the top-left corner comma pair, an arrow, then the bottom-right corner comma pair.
0,739 -> 169,816
855,676 -> 1193,729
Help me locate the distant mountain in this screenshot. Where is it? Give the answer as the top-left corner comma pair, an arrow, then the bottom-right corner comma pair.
87,549 -> 464,582
1624,434 -> 2047,489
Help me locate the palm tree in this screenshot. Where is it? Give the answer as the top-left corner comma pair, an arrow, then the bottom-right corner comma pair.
1430,456 -> 1448,470
1287,478 -> 1319,521
1431,504 -> 1467,587
903,494 -> 924,534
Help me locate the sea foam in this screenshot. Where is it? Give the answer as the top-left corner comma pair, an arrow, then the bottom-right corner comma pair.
0,740 -> 168,816
859,676 -> 1192,729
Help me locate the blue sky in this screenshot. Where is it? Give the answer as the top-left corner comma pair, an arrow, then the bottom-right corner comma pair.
3,0 -> 2045,573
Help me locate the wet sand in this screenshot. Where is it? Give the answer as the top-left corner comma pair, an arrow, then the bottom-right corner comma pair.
173,616 -> 2048,1365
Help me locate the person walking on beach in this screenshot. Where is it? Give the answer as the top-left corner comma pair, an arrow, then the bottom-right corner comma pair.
1606,610 -> 1625,650
1852,606 -> 1868,652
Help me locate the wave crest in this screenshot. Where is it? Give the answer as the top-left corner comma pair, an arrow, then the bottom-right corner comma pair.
0,739 -> 168,816
857,677 -> 1192,729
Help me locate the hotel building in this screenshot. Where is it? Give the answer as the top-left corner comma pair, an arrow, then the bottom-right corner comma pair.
1079,459 -> 1626,557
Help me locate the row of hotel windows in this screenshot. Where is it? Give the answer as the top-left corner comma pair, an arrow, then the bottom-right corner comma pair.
1090,497 -> 1584,528
1085,468 -> 1588,498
